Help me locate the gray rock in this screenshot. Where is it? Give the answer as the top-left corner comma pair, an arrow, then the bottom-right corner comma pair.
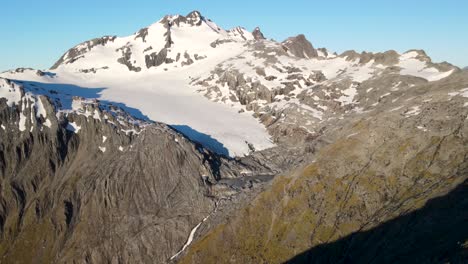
0,78 -> 277,263
282,34 -> 318,59
145,48 -> 168,68
116,46 -> 142,72
252,27 -> 266,40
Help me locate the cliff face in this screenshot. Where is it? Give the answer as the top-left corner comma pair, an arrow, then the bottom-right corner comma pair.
180,73 -> 468,264
0,81 -> 222,263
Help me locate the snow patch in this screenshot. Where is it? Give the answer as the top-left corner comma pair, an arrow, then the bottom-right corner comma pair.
405,106 -> 421,117
336,84 -> 358,105
66,122 -> 81,133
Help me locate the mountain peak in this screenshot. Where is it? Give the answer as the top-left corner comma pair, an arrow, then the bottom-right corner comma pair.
282,34 -> 318,59
186,10 -> 203,20
252,27 -> 266,40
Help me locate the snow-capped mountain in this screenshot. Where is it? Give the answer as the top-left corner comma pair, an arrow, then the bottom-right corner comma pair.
0,10 -> 459,157
1,10 -> 468,264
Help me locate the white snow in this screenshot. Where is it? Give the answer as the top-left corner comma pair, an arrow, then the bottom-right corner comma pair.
66,122 -> 81,133
0,15 -> 458,157
102,136 -> 107,143
336,84 -> 358,105
1,124 -> 5,130
43,119 -> 52,128
0,19 -> 272,157
398,51 -> 454,82
35,97 -> 47,118
0,79 -> 22,107
449,88 -> 468,98
405,106 -> 421,117
416,126 -> 428,132
118,146 -> 124,151
99,146 -> 106,153
19,111 -> 27,132
170,217 -> 208,260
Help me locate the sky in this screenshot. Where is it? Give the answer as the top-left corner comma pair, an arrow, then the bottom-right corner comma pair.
1,0 -> 467,71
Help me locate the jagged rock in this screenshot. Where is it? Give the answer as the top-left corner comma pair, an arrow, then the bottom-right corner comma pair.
181,52 -> 194,66
135,27 -> 149,42
210,39 -> 234,48
145,48 -> 168,68
252,27 -> 266,40
227,27 -> 251,41
117,46 -> 142,72
282,34 -> 318,59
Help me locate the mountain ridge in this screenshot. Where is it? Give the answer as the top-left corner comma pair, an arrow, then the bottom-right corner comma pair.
0,10 -> 467,264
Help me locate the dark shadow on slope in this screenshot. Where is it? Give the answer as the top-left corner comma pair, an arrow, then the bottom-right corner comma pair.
169,125 -> 230,157
285,180 -> 468,264
13,79 -> 231,155
14,80 -> 106,109
98,100 -> 151,121
14,80 -> 151,121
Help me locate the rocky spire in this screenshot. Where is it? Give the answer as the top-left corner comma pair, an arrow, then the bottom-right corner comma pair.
252,27 -> 266,40
282,34 -> 318,59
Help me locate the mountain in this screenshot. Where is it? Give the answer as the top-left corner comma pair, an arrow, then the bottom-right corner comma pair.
180,70 -> 468,263
1,10 -> 467,264
282,34 -> 318,58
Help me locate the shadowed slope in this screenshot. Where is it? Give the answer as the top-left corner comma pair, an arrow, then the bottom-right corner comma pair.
286,179 -> 468,264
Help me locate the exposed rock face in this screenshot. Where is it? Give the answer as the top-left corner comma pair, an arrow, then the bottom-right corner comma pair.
145,48 -> 169,68
116,45 -> 142,72
282,34 -> 318,59
179,72 -> 468,263
0,78 -> 276,263
252,27 -> 266,40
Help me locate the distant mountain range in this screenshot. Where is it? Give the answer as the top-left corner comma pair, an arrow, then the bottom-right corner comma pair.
0,10 -> 467,263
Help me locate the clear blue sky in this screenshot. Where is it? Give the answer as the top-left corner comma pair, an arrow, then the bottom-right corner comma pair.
1,0 -> 467,71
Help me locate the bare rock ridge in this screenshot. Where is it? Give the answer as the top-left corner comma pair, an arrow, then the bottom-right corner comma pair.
282,34 -> 318,58
0,77 -> 277,263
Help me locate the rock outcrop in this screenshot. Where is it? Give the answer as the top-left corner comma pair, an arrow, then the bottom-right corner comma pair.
252,27 -> 266,40
282,34 -> 318,59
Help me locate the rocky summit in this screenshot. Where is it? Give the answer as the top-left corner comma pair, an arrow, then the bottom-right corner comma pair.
1,10 -> 467,264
